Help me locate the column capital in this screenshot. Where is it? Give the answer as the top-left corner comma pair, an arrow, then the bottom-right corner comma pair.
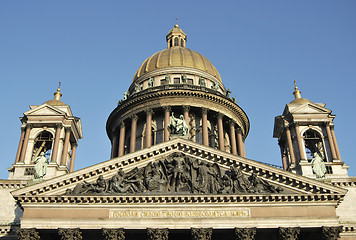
27,124 -> 33,129
147,228 -> 169,240
56,123 -> 63,128
120,121 -> 125,128
321,226 -> 342,240
16,229 -> 40,240
191,228 -> 212,240
58,228 -> 82,240
217,113 -> 224,119
183,105 -> 190,112
64,126 -> 71,131
72,142 -> 78,148
102,228 -> 125,240
234,228 -> 256,240
163,106 -> 171,112
228,119 -> 235,126
145,108 -> 154,115
130,114 -> 138,120
202,107 -> 209,114
279,227 -> 300,240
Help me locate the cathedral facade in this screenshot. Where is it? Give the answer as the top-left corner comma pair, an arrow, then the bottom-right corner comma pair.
1,24 -> 355,240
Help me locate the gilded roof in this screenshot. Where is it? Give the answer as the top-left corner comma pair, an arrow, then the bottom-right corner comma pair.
44,99 -> 67,106
132,47 -> 222,83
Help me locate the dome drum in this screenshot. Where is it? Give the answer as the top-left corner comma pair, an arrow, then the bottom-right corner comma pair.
108,103 -> 248,158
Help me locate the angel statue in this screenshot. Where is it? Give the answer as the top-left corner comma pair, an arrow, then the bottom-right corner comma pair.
168,112 -> 189,136
311,152 -> 327,178
33,152 -> 49,179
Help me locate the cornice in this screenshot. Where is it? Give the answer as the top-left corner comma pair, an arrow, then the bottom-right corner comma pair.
11,138 -> 347,199
15,193 -> 343,206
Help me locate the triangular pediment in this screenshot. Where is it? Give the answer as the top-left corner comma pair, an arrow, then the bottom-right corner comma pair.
24,104 -> 67,116
286,102 -> 332,115
12,138 -> 346,205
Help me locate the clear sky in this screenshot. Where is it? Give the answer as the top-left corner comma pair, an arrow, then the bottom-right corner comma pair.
1,1 -> 355,179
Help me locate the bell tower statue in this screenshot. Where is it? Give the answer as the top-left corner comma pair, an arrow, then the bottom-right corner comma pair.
8,84 -> 83,180
273,81 -> 349,179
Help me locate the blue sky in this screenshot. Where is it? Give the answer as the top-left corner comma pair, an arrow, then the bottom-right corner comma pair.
1,1 -> 355,179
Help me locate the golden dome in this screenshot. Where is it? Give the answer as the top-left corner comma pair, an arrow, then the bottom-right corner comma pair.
132,47 -> 222,83
44,99 -> 66,106
44,84 -> 67,106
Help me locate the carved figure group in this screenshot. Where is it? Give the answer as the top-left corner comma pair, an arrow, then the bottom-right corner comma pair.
67,153 -> 283,195
168,112 -> 189,136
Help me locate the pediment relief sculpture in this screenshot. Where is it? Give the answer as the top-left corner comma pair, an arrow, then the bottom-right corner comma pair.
66,153 -> 283,195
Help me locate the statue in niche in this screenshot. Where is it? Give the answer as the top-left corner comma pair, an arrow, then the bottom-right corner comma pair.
182,74 -> 187,83
33,152 -> 49,180
311,152 -> 327,178
66,153 -> 283,195
226,89 -> 231,98
168,112 -> 189,136
148,77 -> 154,88
211,81 -> 219,91
164,75 -> 170,84
123,91 -> 129,100
134,83 -> 142,93
199,76 -> 206,87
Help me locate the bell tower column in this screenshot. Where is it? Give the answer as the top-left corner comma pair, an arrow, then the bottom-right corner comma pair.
14,127 -> 26,164
18,125 -> 32,163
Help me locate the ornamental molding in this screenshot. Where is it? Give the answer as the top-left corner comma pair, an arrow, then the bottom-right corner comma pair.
12,138 -> 347,204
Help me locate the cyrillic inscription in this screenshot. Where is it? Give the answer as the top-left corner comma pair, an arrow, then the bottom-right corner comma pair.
109,209 -> 250,218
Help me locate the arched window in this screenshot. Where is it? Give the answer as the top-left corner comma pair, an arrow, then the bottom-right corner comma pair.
32,131 -> 53,162
169,39 -> 172,48
174,37 -> 179,46
181,39 -> 184,47
303,129 -> 325,161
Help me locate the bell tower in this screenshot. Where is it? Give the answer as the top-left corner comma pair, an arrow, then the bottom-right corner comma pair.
273,81 -> 349,179
8,85 -> 83,180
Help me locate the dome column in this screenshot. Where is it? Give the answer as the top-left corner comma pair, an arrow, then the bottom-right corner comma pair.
183,106 -> 190,124
229,121 -> 237,155
285,123 -> 296,165
331,126 -> 341,160
164,106 -> 171,141
69,143 -> 77,172
279,142 -> 288,170
51,123 -> 62,163
19,125 -> 32,163
202,108 -> 209,146
237,128 -> 246,157
110,130 -> 119,159
294,123 -> 306,161
130,115 -> 138,153
325,123 -> 338,161
118,122 -> 126,157
60,127 -> 71,166
217,113 -> 225,151
146,109 -> 153,148
14,127 -> 26,164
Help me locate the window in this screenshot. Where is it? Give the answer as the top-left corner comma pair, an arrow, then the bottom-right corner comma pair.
174,37 -> 179,46
187,79 -> 193,85
303,129 -> 325,161
170,39 -> 172,48
161,79 -> 166,85
32,131 -> 53,162
174,78 -> 180,84
181,39 -> 184,47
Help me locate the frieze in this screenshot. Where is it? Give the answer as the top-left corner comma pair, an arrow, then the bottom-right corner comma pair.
66,153 -> 283,195
109,209 -> 250,218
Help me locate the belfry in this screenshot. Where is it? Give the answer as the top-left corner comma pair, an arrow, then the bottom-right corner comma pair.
1,24 -> 355,240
